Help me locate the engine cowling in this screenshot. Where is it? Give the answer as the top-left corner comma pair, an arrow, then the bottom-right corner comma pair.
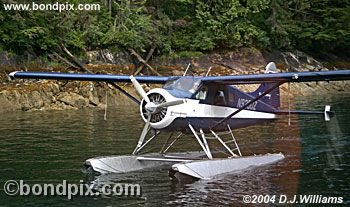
141,92 -> 167,123
139,88 -> 179,129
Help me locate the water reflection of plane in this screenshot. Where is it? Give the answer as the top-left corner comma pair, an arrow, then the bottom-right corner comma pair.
322,114 -> 345,190
86,165 -> 282,206
168,166 -> 284,206
9,63 -> 350,180
325,116 -> 344,170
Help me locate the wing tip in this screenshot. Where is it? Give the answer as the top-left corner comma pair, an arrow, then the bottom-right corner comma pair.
9,71 -> 18,80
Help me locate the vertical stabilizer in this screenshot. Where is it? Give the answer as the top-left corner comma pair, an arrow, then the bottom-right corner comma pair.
249,62 -> 281,109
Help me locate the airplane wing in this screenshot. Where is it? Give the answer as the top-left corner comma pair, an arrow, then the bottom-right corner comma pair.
9,70 -> 350,84
9,71 -> 169,84
201,70 -> 350,84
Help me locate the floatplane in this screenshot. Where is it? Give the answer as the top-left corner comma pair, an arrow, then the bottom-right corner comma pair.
9,63 -> 350,180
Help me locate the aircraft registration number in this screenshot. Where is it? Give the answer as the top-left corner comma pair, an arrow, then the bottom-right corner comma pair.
237,98 -> 257,110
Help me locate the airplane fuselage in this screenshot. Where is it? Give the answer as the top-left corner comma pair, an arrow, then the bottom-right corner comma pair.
141,88 -> 278,132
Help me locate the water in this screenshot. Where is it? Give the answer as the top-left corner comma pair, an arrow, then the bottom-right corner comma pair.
0,94 -> 349,206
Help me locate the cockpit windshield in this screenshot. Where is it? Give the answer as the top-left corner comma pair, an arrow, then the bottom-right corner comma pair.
163,77 -> 202,94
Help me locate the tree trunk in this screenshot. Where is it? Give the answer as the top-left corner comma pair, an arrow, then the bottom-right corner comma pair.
61,44 -> 94,74
134,46 -> 156,75
128,48 -> 161,76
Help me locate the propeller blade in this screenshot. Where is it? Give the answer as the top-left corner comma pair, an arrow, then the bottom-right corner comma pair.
130,75 -> 150,103
133,114 -> 151,155
156,100 -> 184,109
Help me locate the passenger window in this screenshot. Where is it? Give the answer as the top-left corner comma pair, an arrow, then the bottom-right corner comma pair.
195,86 -> 208,100
214,90 -> 227,106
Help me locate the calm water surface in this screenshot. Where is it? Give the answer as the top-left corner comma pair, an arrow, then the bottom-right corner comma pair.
0,94 -> 349,206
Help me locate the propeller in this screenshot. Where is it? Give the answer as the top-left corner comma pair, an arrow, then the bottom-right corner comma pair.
132,114 -> 151,155
156,99 -> 184,108
129,75 -> 184,116
129,75 -> 185,154
146,100 -> 185,113
130,75 -> 150,103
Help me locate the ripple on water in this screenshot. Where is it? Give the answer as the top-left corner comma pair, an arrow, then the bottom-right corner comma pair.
0,96 -> 349,206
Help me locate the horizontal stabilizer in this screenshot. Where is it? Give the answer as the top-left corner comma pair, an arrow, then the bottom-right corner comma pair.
275,106 -> 334,121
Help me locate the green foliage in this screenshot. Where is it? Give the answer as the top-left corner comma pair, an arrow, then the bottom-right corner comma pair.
102,0 -> 157,51
0,0 -> 349,58
193,0 -> 270,48
264,0 -> 350,52
160,0 -> 270,51
169,51 -> 204,58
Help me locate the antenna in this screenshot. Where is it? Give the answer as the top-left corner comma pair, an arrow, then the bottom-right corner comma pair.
286,63 -> 291,126
205,66 -> 212,77
104,91 -> 108,121
183,63 -> 191,76
288,82 -> 291,126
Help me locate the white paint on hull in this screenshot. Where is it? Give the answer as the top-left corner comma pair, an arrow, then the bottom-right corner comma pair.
171,153 -> 285,179
85,152 -> 205,174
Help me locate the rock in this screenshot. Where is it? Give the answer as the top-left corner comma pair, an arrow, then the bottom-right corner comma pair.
281,50 -> 326,72
30,91 -> 45,109
86,49 -> 133,65
153,47 -> 267,75
56,92 -> 89,108
1,48 -> 349,113
171,70 -> 184,76
89,93 -> 100,106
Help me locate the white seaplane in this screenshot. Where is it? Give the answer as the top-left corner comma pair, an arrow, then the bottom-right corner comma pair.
9,62 -> 350,180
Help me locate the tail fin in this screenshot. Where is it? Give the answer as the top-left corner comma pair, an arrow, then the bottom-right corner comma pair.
249,62 -> 281,109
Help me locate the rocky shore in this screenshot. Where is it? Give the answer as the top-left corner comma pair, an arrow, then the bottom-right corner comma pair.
0,48 -> 349,113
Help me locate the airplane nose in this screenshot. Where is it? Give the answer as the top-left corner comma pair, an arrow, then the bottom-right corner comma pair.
145,102 -> 157,113
141,92 -> 167,124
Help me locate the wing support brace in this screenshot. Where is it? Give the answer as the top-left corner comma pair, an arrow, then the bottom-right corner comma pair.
108,82 -> 140,105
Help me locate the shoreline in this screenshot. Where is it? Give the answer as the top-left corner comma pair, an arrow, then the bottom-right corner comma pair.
1,48 -> 350,113
1,75 -> 349,113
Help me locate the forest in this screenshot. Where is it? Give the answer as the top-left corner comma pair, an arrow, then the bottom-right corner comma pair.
1,0 -> 349,60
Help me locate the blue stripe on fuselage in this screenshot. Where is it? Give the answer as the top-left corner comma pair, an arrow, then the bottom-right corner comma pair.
199,84 -> 278,112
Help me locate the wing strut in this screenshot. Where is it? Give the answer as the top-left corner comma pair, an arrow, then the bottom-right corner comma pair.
109,82 -> 140,105
211,81 -> 286,130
